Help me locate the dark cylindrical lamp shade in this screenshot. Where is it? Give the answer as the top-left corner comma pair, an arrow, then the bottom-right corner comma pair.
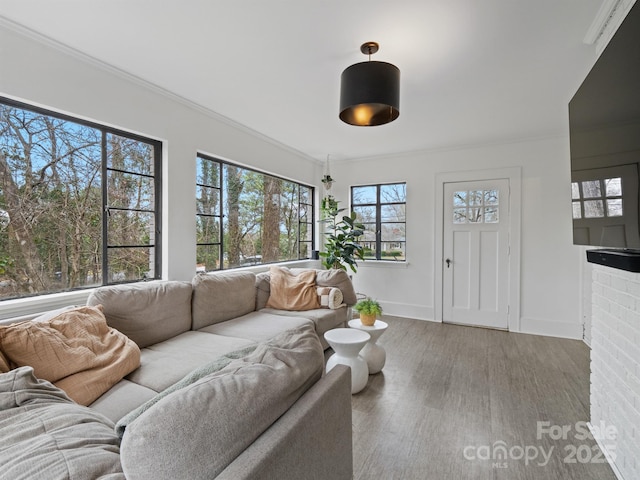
339,61 -> 400,126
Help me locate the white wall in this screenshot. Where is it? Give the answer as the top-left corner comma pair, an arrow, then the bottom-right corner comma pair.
0,22 -> 321,317
332,136 -> 585,338
0,21 -> 587,338
0,22 -> 321,279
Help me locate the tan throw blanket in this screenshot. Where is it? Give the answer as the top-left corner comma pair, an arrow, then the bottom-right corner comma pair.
0,305 -> 140,406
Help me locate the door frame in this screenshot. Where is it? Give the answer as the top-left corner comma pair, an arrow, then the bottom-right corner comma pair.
434,167 -> 522,332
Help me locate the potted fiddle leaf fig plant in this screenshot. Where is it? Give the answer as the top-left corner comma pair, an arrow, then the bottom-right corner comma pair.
353,297 -> 382,326
319,199 -> 365,273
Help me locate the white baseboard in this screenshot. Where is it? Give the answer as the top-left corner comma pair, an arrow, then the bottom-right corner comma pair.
379,301 -> 435,322
588,422 -> 626,480
515,317 -> 583,340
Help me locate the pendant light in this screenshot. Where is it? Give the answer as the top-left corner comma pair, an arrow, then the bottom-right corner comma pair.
339,42 -> 400,126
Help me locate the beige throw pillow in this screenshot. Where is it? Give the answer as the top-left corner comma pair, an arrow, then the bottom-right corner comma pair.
266,266 -> 320,311
0,305 -> 140,406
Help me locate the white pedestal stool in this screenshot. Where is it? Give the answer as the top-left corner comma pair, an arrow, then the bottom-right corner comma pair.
348,319 -> 388,374
324,328 -> 370,394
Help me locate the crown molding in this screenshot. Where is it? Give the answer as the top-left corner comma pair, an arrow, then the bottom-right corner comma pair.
0,15 -> 319,165
584,0 -> 637,54
338,130 -> 568,165
583,0 -> 622,45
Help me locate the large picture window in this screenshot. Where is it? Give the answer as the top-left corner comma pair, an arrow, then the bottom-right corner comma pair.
196,154 -> 314,271
351,182 -> 406,261
0,98 -> 162,300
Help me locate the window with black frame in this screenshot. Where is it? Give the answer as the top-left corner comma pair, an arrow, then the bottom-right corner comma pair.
351,183 -> 406,261
196,154 -> 314,271
0,97 -> 162,300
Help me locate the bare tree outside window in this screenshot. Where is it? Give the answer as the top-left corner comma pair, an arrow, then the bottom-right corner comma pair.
0,99 -> 161,300
196,154 -> 314,271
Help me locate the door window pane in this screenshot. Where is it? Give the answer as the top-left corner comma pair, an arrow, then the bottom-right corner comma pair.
454,191 -> 467,206
484,207 -> 499,223
572,182 -> 580,200
572,202 -> 582,219
605,178 -> 622,196
484,190 -> 499,205
468,208 -> 482,223
453,208 -> 467,224
607,199 -> 623,217
582,180 -> 601,198
468,191 -> 483,206
584,200 -> 605,218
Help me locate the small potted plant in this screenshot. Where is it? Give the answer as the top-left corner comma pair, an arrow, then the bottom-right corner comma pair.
353,298 -> 382,326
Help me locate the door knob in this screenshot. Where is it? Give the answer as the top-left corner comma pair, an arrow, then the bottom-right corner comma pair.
446,258 -> 451,268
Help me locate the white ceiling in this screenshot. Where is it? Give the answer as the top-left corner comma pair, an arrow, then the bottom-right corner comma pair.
0,0 -> 603,161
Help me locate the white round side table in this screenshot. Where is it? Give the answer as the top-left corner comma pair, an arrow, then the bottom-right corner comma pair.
348,319 -> 388,374
324,328 -> 370,394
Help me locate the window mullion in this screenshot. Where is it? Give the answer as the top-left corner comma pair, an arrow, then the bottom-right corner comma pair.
101,131 -> 109,285
220,162 -> 225,270
376,185 -> 382,260
153,141 -> 162,277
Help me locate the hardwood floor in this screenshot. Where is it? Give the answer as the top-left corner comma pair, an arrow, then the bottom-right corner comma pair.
341,316 -> 617,480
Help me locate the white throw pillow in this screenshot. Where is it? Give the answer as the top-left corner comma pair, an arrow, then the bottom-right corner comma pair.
316,287 -> 345,309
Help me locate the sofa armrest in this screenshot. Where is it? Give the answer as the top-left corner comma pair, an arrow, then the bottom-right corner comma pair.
216,364 -> 353,480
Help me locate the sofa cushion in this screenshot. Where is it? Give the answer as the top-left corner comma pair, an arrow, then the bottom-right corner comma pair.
261,307 -> 347,342
89,380 -> 158,424
255,271 -> 272,310
0,305 -> 140,406
198,310 -> 312,343
191,271 -> 256,329
87,280 -> 193,349
125,331 -> 255,392
115,343 -> 258,438
0,367 -> 124,480
119,323 -> 323,480
265,266 -> 320,311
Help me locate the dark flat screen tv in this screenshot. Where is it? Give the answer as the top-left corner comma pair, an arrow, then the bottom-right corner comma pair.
569,1 -> 640,255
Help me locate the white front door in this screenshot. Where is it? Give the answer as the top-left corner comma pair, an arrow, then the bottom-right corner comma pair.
442,179 -> 510,329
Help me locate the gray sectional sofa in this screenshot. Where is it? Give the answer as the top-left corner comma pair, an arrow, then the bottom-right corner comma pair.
0,268 -> 356,480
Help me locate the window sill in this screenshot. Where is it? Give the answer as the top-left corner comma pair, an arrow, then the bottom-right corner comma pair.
0,289 -> 95,322
358,260 -> 409,269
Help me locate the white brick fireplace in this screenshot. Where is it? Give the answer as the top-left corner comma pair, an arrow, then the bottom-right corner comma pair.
591,264 -> 640,480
